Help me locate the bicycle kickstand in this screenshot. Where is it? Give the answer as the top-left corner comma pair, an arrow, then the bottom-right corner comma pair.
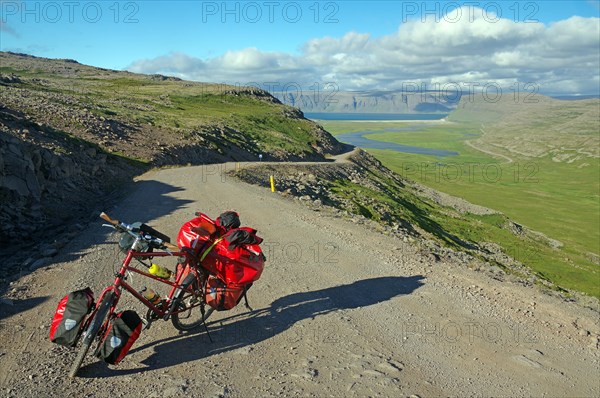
142,318 -> 152,331
143,312 -> 156,331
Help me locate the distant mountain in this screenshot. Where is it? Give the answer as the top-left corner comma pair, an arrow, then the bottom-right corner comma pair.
272,90 -> 460,114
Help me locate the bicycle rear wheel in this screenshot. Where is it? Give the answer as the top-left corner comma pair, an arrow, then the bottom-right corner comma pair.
171,274 -> 213,331
69,291 -> 114,378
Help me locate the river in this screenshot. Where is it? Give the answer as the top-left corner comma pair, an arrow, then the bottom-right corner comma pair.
334,130 -> 459,157
305,113 -> 458,157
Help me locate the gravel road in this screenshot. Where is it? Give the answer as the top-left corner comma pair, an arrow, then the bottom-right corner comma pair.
1,162 -> 598,397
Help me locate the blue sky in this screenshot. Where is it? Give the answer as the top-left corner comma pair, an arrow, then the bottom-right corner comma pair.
2,1 -> 599,94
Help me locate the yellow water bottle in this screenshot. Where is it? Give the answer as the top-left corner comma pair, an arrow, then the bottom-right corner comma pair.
140,287 -> 161,305
149,263 -> 173,279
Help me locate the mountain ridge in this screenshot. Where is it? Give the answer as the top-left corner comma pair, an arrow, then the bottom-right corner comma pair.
272,88 -> 459,114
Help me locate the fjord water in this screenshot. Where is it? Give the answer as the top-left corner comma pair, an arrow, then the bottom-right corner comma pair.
306,113 -> 456,156
334,130 -> 459,157
305,112 -> 447,121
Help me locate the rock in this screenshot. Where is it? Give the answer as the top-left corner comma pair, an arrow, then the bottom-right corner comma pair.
41,248 -> 58,257
209,385 -> 231,398
29,258 -> 49,271
0,74 -> 22,84
292,368 -> 319,379
85,147 -> 97,158
51,239 -> 67,250
377,360 -> 403,373
21,257 -> 35,268
2,175 -> 30,196
363,369 -> 384,377
162,386 -> 186,397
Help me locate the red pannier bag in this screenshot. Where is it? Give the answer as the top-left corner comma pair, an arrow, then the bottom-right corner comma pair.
49,287 -> 94,347
177,212 -> 216,254
177,212 -> 265,287
205,275 -> 246,311
202,229 -> 265,286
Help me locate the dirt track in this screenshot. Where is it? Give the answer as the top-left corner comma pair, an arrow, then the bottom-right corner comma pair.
1,162 -> 599,397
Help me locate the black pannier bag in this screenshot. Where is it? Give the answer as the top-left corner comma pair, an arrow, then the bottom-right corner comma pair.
49,287 -> 94,347
96,310 -> 143,365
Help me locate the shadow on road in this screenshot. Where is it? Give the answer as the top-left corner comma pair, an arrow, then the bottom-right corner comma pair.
0,296 -> 51,323
79,275 -> 424,377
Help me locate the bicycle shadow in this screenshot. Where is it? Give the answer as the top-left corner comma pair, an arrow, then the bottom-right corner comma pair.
0,296 -> 51,323
79,275 -> 424,377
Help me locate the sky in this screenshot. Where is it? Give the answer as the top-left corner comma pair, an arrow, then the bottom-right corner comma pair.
1,1 -> 600,95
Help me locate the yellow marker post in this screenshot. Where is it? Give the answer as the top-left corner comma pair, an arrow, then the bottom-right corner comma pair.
270,175 -> 275,192
236,162 -> 240,171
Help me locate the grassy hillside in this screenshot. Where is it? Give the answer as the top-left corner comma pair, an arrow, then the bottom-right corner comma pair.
0,52 -> 343,164
319,96 -> 600,298
444,94 -> 599,255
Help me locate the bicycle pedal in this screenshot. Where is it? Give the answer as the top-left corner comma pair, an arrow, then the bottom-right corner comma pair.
142,318 -> 152,331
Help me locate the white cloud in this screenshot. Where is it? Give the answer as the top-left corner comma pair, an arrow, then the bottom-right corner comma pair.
126,8 -> 600,95
219,48 -> 278,70
128,52 -> 206,77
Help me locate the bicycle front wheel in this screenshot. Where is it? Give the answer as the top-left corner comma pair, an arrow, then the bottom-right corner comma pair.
69,291 -> 114,378
171,274 -> 213,332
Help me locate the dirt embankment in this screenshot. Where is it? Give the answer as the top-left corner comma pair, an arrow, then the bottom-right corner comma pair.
0,108 -> 144,274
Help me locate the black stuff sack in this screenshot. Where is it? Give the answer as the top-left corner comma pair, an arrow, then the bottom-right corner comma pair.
216,211 -> 240,232
96,310 -> 142,365
49,287 -> 94,347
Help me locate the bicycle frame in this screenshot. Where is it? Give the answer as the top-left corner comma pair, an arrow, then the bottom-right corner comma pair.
96,248 -> 205,324
68,214 -> 218,378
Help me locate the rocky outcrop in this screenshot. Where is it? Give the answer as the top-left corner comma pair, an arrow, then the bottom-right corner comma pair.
0,107 -> 144,273
0,131 -> 123,239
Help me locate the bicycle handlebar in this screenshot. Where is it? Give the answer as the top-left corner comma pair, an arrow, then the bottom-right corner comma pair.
99,212 -> 121,228
100,212 -> 180,252
163,241 -> 180,251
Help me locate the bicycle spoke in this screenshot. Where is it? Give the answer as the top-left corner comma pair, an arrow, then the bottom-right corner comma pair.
171,275 -> 212,331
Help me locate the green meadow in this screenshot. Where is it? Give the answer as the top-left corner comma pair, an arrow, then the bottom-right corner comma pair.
320,115 -> 600,298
